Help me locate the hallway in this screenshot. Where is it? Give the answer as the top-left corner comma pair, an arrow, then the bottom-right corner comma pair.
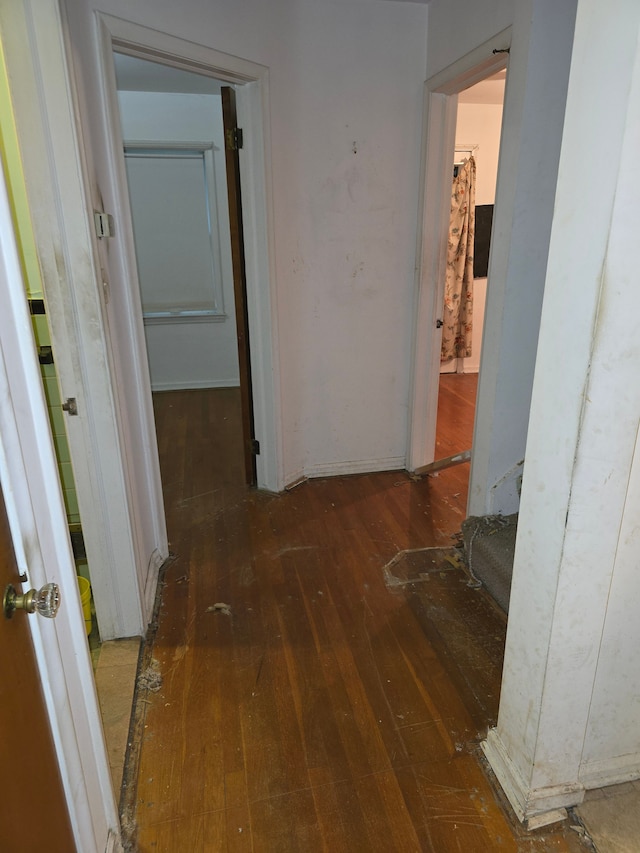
123,384 -> 585,851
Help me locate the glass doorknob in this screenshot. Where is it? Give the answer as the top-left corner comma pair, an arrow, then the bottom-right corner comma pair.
3,583 -> 60,619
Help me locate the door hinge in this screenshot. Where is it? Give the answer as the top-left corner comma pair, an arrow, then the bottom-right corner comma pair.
94,211 -> 114,239
251,438 -> 260,456
225,127 -> 244,151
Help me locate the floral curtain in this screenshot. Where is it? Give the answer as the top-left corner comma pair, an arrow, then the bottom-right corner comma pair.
441,156 -> 476,362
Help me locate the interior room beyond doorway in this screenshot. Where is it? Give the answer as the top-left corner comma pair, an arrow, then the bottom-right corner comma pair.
112,53 -> 251,502
432,70 -> 505,476
113,53 -> 241,397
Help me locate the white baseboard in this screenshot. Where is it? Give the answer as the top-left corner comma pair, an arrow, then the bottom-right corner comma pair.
105,828 -> 124,853
284,469 -> 306,491
304,456 -> 406,479
143,548 -> 166,626
482,728 -> 585,823
580,753 -> 640,790
150,379 -> 240,391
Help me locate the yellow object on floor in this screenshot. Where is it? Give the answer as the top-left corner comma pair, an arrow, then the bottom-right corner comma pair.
77,576 -> 91,636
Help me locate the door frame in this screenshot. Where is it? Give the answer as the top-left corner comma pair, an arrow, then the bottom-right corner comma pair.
0,127 -> 119,851
1,0 -> 151,641
407,30 -> 510,474
221,85 -> 258,486
94,13 -> 282,491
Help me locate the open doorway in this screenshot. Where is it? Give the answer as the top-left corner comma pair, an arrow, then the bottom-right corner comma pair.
433,70 -> 506,473
49,11 -> 283,644
407,45 -> 508,485
112,53 -> 257,501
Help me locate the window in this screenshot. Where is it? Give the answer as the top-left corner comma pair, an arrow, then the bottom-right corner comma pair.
124,144 -> 226,323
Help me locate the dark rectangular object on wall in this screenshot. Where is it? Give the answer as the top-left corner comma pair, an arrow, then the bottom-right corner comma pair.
29,299 -> 46,315
474,204 -> 494,278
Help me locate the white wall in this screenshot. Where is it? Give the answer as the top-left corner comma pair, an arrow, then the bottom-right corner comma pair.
457,99 -> 503,375
484,0 -> 640,817
118,90 -> 240,390
63,0 -> 428,482
456,102 -> 503,207
426,0 -> 513,80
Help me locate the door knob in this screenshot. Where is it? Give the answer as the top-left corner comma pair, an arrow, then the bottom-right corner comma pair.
3,583 -> 60,620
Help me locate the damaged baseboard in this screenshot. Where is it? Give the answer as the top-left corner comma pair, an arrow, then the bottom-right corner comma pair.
482,728 -> 585,825
303,456 -> 406,479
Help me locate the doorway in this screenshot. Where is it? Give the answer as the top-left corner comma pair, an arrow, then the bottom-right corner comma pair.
37,12 -> 286,642
431,70 -> 506,475
407,43 -> 509,487
112,53 -> 256,497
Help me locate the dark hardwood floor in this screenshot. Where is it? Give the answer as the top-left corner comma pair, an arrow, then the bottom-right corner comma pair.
435,372 -> 478,461
127,383 -> 586,852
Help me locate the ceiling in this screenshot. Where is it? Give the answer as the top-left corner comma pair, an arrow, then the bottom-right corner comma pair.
113,52 -> 223,95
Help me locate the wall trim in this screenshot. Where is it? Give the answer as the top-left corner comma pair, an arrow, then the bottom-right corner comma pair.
580,753 -> 640,791
305,457 -> 406,480
482,729 -> 585,823
106,829 -> 125,853
489,457 -> 524,515
143,547 -> 166,621
150,379 -> 241,392
143,313 -> 229,326
4,0 -> 150,642
406,87 -> 457,474
284,470 -> 307,491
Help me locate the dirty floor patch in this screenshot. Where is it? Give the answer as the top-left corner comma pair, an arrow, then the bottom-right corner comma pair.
383,545 -> 470,588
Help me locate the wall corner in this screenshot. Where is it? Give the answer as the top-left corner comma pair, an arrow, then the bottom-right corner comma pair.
482,728 -> 585,825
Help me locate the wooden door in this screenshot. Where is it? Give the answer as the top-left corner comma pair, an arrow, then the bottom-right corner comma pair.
0,482 -> 76,853
221,86 -> 257,486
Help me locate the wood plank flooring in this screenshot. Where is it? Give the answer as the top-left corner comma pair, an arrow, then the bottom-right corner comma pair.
128,383 -> 586,852
435,373 -> 478,461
